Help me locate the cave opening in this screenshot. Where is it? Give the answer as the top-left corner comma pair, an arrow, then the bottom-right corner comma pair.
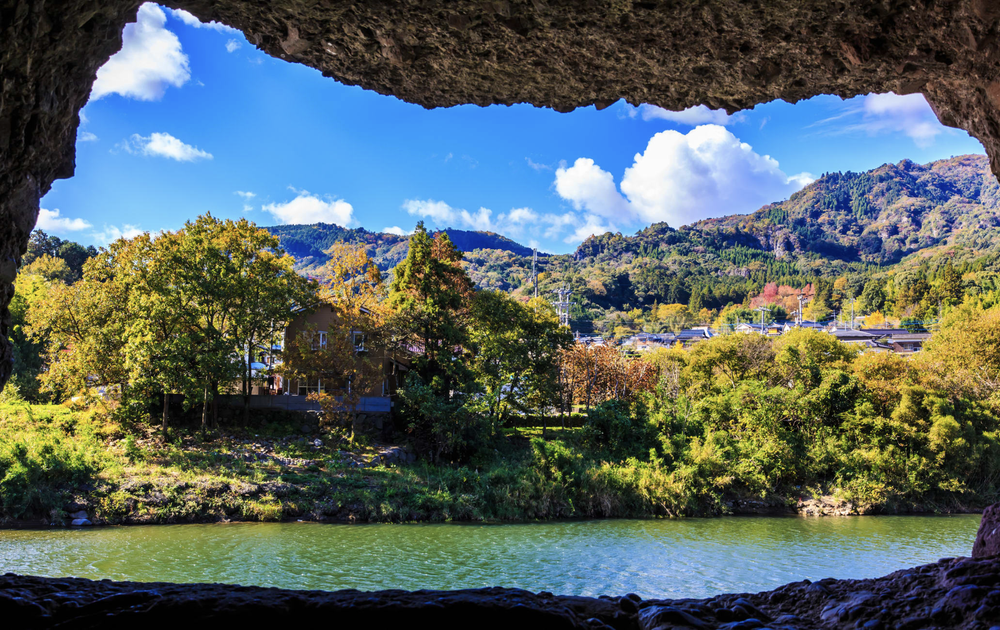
5,0 -> 1000,626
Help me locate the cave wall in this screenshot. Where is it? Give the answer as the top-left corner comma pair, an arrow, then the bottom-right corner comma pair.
4,0 -> 1000,386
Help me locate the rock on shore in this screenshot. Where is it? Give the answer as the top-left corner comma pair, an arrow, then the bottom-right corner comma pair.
4,555 -> 1000,629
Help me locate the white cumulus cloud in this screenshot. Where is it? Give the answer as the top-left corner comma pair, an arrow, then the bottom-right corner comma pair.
119,132 -> 213,161
91,3 -> 190,102
620,125 -> 811,225
225,39 -> 242,53
92,224 -> 144,245
384,226 -> 413,236
36,209 -> 93,233
169,8 -> 238,33
264,192 -> 355,226
554,125 -> 811,230
554,158 -> 632,220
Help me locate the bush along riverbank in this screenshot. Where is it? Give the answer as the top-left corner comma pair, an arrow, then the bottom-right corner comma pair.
0,397 -> 993,528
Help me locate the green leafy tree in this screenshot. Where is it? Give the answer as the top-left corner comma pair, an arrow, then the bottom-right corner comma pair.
469,292 -> 573,432
200,215 -> 316,425
858,278 -> 887,314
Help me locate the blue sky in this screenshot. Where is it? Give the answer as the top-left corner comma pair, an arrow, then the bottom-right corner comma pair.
39,3 -> 987,254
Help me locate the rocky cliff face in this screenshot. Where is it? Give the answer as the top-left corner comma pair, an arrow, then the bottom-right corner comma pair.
5,0 -> 1000,385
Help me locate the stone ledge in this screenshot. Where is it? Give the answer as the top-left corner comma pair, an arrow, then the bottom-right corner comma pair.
5,555 -> 1000,629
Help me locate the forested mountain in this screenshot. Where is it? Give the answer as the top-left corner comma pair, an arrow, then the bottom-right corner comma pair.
264,223 -> 536,271
260,155 -> 1000,333
695,154 -> 1000,264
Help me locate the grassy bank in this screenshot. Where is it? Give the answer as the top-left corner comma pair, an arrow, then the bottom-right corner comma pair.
0,403 -> 988,527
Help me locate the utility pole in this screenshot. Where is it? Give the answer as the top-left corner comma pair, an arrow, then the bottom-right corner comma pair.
532,247 -> 538,299
754,305 -> 770,335
797,294 -> 806,326
554,285 -> 572,327
850,298 -> 856,330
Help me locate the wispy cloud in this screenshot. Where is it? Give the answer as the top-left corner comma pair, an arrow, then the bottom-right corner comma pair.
807,92 -> 948,148
91,3 -> 190,102
225,39 -> 242,53
92,224 -> 144,245
78,131 -> 98,142
402,199 -> 576,242
168,8 -> 238,33
234,190 -> 255,199
526,157 -> 552,171
637,104 -> 743,126
621,103 -> 744,126
118,132 -> 213,161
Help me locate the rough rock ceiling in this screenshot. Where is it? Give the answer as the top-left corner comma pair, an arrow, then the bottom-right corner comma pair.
3,0 -> 1000,386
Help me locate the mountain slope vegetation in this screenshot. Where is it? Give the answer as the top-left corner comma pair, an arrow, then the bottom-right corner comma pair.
263,155 -> 1000,332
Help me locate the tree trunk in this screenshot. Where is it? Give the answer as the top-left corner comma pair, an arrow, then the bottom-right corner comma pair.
242,362 -> 250,427
211,380 -> 219,430
162,391 -> 170,440
201,384 -> 209,435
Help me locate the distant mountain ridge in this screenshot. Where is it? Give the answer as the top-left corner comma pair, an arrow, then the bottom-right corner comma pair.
266,155 -> 1000,327
264,224 -> 536,271
686,154 -> 1000,264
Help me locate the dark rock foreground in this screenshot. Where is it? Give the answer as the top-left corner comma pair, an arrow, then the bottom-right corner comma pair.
5,555 -> 1000,629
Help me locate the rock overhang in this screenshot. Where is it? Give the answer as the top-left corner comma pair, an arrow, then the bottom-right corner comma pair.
3,0 -> 1000,385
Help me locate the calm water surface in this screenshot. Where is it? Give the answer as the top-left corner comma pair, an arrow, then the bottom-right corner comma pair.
0,515 -> 981,598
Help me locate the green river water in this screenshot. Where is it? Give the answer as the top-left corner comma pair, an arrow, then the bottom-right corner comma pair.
0,515 -> 982,598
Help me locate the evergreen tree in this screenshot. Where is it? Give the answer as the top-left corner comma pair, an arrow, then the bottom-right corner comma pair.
389,222 -> 475,395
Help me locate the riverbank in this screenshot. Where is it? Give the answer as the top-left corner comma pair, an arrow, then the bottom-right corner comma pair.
0,404 -> 988,528
5,553 -> 1000,629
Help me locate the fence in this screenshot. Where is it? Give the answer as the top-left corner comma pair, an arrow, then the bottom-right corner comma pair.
168,394 -> 391,414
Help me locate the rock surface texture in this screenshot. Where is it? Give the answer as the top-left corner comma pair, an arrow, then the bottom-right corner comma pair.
974,503 -> 1000,558
3,0 -> 1000,386
5,555 -> 1000,628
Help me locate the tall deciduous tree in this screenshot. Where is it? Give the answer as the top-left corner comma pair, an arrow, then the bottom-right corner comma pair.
204,215 -> 316,425
469,292 -> 573,432
28,214 -> 317,434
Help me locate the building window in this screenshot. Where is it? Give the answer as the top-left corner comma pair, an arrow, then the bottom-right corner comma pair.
353,332 -> 365,352
298,378 -> 323,396
310,331 -> 328,351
